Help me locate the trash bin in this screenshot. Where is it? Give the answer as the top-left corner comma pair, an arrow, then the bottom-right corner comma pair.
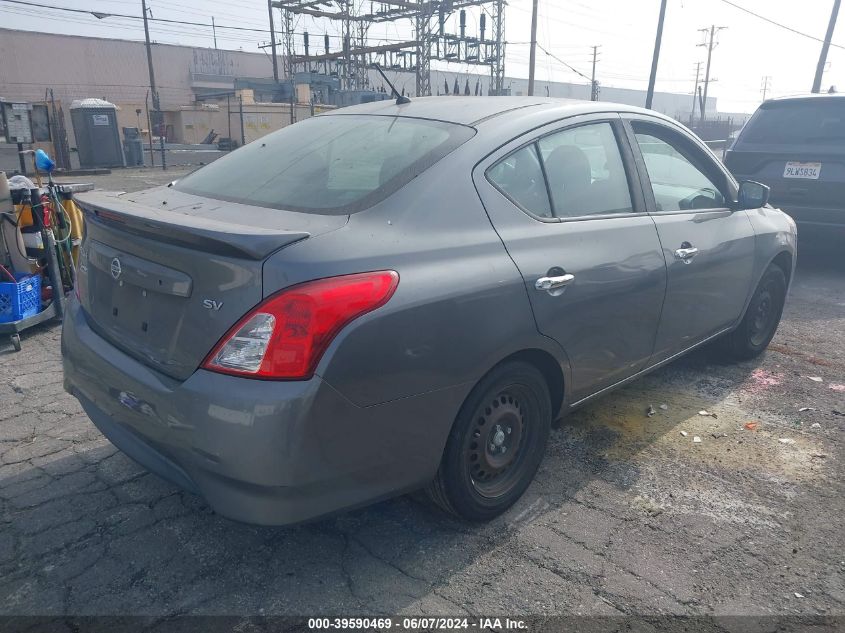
122,127 -> 144,167
70,99 -> 125,168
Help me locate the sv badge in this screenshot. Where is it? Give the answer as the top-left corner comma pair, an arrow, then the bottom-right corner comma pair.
202,299 -> 224,311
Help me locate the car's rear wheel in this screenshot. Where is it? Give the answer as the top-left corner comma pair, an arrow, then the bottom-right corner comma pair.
426,361 -> 551,521
715,263 -> 787,361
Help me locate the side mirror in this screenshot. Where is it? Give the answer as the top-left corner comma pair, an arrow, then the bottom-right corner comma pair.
737,180 -> 770,209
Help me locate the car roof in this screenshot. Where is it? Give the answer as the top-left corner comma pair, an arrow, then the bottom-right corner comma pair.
763,93 -> 845,106
323,95 -> 665,126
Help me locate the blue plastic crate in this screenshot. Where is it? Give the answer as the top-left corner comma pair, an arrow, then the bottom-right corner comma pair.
0,273 -> 42,323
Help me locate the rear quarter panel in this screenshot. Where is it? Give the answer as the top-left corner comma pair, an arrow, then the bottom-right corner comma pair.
261,143 -> 568,410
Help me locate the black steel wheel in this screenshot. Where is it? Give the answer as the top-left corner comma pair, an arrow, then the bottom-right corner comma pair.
715,263 -> 787,361
426,361 -> 552,521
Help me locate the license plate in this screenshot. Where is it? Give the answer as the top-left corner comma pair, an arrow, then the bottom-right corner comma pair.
783,161 -> 821,179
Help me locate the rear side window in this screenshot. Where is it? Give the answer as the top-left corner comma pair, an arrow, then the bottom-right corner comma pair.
740,99 -> 845,145
175,115 -> 474,214
538,122 -> 633,218
487,144 -> 552,218
487,121 -> 633,220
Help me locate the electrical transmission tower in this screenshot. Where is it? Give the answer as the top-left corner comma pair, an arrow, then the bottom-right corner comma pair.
268,1 -> 506,97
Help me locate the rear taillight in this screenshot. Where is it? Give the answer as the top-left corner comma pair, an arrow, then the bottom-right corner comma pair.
201,271 -> 399,380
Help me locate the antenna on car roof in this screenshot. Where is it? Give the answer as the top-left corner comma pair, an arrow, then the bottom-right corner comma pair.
372,63 -> 411,105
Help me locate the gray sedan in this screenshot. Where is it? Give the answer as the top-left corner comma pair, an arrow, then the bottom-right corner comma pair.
62,97 -> 796,525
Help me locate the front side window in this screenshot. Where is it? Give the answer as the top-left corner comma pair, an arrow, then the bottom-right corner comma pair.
537,122 -> 633,218
632,123 -> 727,212
175,115 -> 474,214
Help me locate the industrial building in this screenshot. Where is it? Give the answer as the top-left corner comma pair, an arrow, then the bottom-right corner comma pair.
0,27 -> 721,171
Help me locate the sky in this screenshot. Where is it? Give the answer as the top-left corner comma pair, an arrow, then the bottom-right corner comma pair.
1,0 -> 843,113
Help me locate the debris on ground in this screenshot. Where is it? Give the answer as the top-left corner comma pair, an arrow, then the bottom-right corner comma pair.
646,405 -> 656,417
833,409 -> 844,417
698,410 -> 718,418
711,432 -> 728,439
794,592 -> 805,599
798,407 -> 816,412
830,383 -> 845,392
811,423 -> 822,429
744,422 -> 760,431
693,436 -> 702,443
807,376 -> 824,382
779,438 -> 796,445
680,431 -> 688,437
632,495 -> 665,517
659,403 -> 668,411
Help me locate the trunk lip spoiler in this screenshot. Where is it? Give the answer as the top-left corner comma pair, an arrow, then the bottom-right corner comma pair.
76,191 -> 311,260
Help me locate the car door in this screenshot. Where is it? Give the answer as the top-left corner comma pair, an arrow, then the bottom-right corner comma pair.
622,115 -> 757,364
474,114 -> 666,403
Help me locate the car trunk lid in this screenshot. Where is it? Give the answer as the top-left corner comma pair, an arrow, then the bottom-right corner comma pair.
74,188 -> 347,380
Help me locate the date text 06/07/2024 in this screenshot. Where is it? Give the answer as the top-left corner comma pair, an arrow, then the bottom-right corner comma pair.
307,617 -> 528,630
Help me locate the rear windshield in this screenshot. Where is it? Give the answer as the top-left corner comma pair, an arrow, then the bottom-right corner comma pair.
175,114 -> 474,214
740,99 -> 845,145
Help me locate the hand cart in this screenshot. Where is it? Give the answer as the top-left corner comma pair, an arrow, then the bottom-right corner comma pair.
0,182 -> 89,351
0,273 -> 59,352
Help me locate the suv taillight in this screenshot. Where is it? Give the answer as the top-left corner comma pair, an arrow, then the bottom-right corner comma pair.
202,271 -> 399,380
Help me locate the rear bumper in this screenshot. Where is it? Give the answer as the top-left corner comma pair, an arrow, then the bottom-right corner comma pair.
62,298 -> 464,525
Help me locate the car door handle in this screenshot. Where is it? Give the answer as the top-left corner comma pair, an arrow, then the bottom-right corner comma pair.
535,274 -> 575,292
674,246 -> 699,263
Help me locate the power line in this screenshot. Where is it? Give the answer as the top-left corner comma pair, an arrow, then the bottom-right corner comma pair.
0,6 -> 261,43
0,0 -> 270,33
718,0 -> 845,50
535,43 -> 591,82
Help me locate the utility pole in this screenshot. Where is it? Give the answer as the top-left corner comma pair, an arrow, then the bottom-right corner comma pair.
268,0 -> 279,83
212,16 -> 218,49
698,25 -> 726,124
761,75 -> 772,101
691,61 -> 702,121
812,0 -> 841,93
238,94 -> 246,146
141,0 -> 158,113
141,0 -> 165,169
590,45 -> 601,101
527,0 -> 539,96
645,0 -> 668,109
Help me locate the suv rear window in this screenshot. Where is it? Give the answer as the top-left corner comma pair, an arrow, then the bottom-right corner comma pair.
740,99 -> 845,145
175,115 -> 474,214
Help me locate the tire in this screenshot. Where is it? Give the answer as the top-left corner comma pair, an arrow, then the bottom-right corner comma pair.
715,263 -> 787,361
10,334 -> 21,352
426,361 -> 552,521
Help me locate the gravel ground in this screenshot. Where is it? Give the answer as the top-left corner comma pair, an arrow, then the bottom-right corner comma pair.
0,169 -> 842,625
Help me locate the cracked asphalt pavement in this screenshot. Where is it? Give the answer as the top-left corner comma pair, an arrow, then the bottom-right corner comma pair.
1,169 -> 843,621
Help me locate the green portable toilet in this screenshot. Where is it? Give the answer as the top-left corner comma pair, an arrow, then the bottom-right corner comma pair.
70,99 -> 125,168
